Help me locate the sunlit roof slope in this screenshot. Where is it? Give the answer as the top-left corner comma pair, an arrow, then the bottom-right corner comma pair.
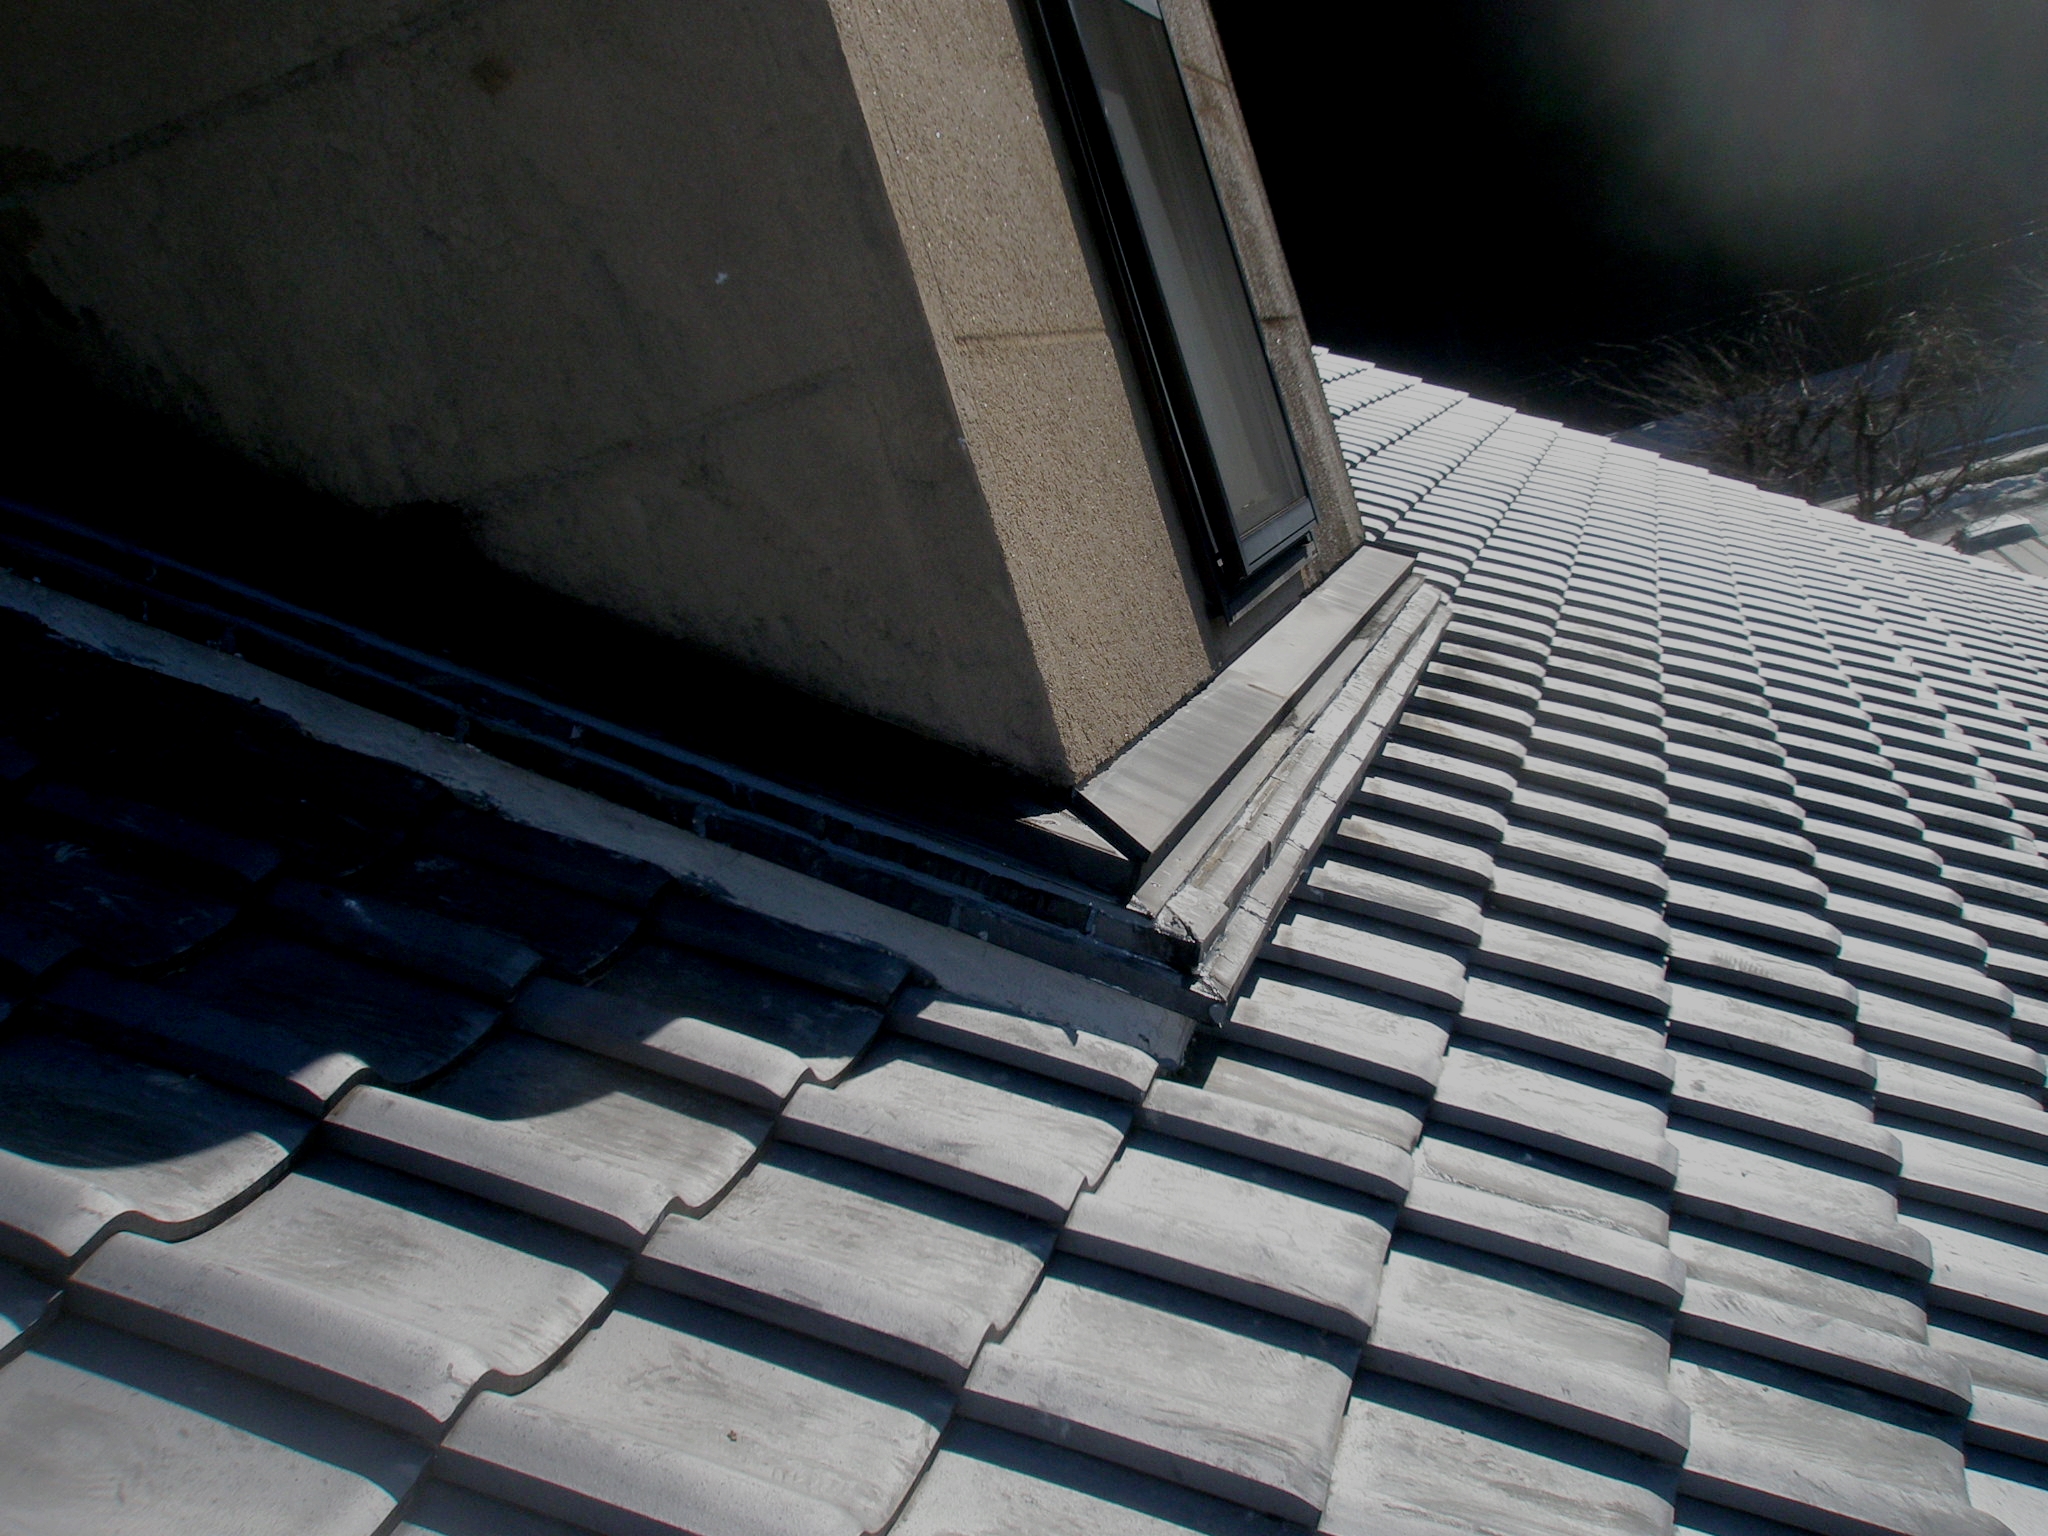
2,350 -> 2048,1534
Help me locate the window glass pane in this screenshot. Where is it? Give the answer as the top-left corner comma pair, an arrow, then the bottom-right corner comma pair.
1070,0 -> 1307,547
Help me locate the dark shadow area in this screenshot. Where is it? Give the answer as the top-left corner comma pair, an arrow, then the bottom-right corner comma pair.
0,323 -> 1120,891
1213,0 -> 2048,430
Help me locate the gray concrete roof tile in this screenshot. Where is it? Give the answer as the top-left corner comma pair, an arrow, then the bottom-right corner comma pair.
596,943 -> 884,1084
780,1040 -> 1129,1222
1909,798 -> 2029,846
1671,1224 -> 1928,1339
1666,740 -> 1799,796
1511,786 -> 1670,853
1670,1048 -> 1900,1171
636,1145 -> 1050,1385
1931,834 -> 2048,886
959,1257 -> 1359,1524
1986,946 -> 2048,993
1972,903 -> 2048,958
1668,1122 -> 1932,1278
1793,783 -> 1930,842
1816,852 -> 1965,914
1665,844 -> 1830,908
1857,992 -> 2044,1084
1489,864 -> 1672,951
1299,855 -> 1486,945
1265,904 -> 1468,1012
1943,863 -> 2048,922
323,1036 -> 772,1243
1321,1374 -> 1680,1536
1476,916 -> 1672,1014
1458,970 -> 1677,1087
1837,936 -> 2016,1016
509,975 -> 811,1110
1677,1279 -> 1972,1413
1666,772 -> 1808,830
424,808 -> 670,911
1407,684 -> 1537,739
1352,771 -> 1510,841
1414,1131 -> 1672,1243
1667,806 -> 1819,866
1421,658 -> 1544,709
891,1421 -> 1295,1536
1893,1126 -> 2048,1236
1365,1237 -> 1690,1462
1535,699 -> 1670,757
1929,1311 -> 2048,1446
70,1155 -> 626,1436
393,1479 -> 605,1536
0,1034 -> 306,1275
1390,711 -> 1530,771
67,939 -> 502,1110
1517,754 -> 1674,818
1670,1345 -> 2007,1536
441,1286 -> 948,1536
1667,926 -> 1859,1015
1499,822 -> 1672,897
1670,880 -> 1843,955
0,1319 -> 429,1536
1221,964 -> 1450,1094
1529,724 -> 1669,784
1826,895 -> 1987,961
387,1482 -> 602,1531
267,879 -> 543,1001
1434,1044 -> 1676,1185
362,853 -> 642,980
1400,1168 -> 1687,1306
1548,652 -> 1668,703
650,890 -> 913,1008
1374,739 -> 1520,802
890,991 -> 1157,1103
1908,1212 -> 2048,1343
1327,812 -> 1497,888
0,1258 -> 56,1365
1061,1135 -> 1394,1340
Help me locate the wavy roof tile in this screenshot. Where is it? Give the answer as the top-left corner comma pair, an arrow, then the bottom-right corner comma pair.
3,350 -> 2048,1533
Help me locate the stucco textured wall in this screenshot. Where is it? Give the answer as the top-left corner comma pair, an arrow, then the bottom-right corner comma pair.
2,0 -> 1359,785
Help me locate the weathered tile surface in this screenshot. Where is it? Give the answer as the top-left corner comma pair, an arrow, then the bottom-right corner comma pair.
9,343 -> 2048,1536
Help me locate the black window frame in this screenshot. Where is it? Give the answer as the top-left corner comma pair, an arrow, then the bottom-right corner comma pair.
1027,0 -> 1318,618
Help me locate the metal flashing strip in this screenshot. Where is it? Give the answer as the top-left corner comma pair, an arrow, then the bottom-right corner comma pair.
1078,543 -> 1418,875
0,500 -> 1205,1012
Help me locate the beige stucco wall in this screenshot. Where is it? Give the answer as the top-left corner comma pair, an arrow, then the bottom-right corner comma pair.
1,0 -> 1090,774
2,0 -> 1358,785
824,0 -> 1217,781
